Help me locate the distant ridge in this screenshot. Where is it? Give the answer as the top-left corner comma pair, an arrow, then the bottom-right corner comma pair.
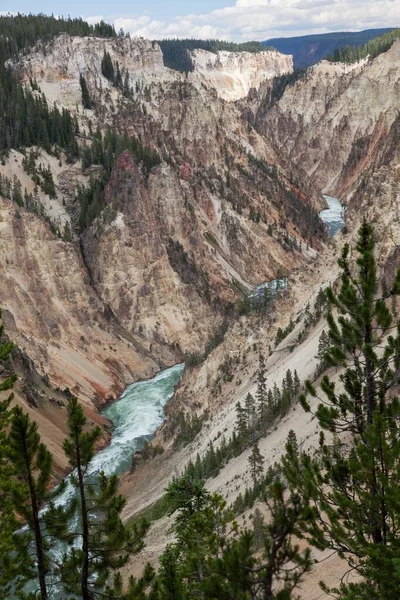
263,28 -> 393,68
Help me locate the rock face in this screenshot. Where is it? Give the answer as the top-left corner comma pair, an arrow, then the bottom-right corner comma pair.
167,40 -> 400,432
82,154 -> 217,354
256,41 -> 400,199
0,197 -> 160,404
19,34 -> 164,78
0,33 -> 324,404
190,49 -> 293,101
81,143 -> 319,355
12,34 -> 165,111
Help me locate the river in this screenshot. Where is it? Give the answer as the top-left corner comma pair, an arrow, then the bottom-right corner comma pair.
20,364 -> 184,599
99,363 -> 184,473
320,195 -> 345,237
56,363 -> 185,509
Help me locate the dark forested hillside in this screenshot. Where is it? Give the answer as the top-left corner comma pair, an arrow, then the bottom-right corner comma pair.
158,39 -> 273,73
0,13 -> 116,62
263,28 -> 393,68
326,27 -> 400,63
0,66 -> 79,155
0,15 -> 116,156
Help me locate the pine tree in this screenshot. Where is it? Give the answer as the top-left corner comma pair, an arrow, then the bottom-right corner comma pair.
293,369 -> 300,394
294,221 -> 400,599
123,71 -> 130,97
251,507 -> 265,551
115,62 -> 122,89
79,73 -> 93,110
267,388 -> 274,418
316,329 -> 331,374
12,175 -> 24,207
256,352 -> 268,426
205,441 -> 218,477
314,287 -> 327,318
152,545 -> 185,600
279,386 -> 291,417
154,481 -> 231,600
214,471 -> 313,599
0,311 -> 18,596
286,429 -> 298,455
81,145 -> 92,170
194,452 -> 202,479
61,396 -> 147,599
272,382 -> 281,415
244,392 -> 257,441
63,221 -> 72,242
101,50 -> 114,82
5,408 -> 53,600
40,165 -> 56,198
2,407 -> 71,599
284,369 -> 294,398
165,473 -> 210,525
235,401 -> 248,441
248,443 -> 264,488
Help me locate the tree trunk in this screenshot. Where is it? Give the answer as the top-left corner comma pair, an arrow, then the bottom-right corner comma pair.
76,434 -> 91,600
364,319 -> 376,426
23,439 -> 48,600
364,319 -> 383,545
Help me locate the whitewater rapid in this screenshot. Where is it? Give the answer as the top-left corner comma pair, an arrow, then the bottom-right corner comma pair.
55,363 -> 185,509
320,195 -> 345,237
99,363 -> 185,473
247,195 -> 344,302
16,364 -> 185,598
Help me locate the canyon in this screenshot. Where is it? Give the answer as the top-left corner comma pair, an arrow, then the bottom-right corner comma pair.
2,36 -> 323,411
2,29 -> 400,596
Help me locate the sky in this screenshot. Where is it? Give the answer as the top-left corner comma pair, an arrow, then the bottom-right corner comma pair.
1,0 -> 399,41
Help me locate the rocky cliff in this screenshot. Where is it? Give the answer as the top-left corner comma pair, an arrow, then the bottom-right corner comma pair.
0,196 -> 161,403
11,34 -> 165,112
166,40 -> 400,435
1,34 -> 323,410
255,40 -> 400,200
190,48 -> 293,101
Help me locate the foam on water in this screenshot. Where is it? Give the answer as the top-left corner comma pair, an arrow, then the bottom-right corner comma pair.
20,364 -> 186,598
320,195 -> 345,237
250,277 -> 288,298
55,363 -> 184,507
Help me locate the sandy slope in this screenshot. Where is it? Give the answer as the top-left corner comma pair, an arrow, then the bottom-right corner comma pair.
118,230 -> 348,590
120,313 -> 348,596
119,213 -> 390,595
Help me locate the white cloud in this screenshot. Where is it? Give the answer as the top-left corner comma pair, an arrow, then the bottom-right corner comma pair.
85,15 -> 105,25
85,0 -> 400,42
